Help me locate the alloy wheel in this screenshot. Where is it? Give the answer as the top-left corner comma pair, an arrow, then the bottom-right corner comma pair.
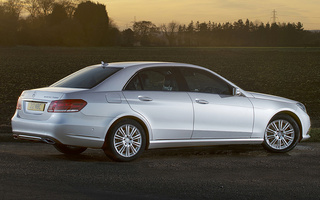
113,124 -> 142,157
265,119 -> 295,150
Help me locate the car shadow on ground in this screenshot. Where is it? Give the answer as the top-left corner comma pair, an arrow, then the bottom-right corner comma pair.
141,144 -> 286,158
47,144 -> 290,163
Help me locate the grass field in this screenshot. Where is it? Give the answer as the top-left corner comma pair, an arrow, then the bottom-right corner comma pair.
1,46 -> 319,132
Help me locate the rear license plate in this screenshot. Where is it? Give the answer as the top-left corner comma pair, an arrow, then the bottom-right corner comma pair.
27,102 -> 46,111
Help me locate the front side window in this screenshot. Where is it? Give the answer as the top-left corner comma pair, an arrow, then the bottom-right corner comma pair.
51,66 -> 122,89
180,68 -> 232,95
125,68 -> 179,91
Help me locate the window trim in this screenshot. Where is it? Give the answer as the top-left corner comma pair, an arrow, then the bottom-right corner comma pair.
123,66 -> 234,95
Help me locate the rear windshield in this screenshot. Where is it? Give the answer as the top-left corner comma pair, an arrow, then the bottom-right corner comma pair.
51,66 -> 122,89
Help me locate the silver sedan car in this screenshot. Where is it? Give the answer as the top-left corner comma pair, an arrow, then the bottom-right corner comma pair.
11,62 -> 311,161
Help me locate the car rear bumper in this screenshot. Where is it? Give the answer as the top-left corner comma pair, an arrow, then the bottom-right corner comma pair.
11,111 -> 111,148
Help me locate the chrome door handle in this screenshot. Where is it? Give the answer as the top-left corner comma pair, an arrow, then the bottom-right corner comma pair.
138,96 -> 153,101
195,99 -> 209,104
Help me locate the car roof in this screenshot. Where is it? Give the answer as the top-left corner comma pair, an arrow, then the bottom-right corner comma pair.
97,61 -> 203,69
107,61 -> 170,68
91,61 -> 241,92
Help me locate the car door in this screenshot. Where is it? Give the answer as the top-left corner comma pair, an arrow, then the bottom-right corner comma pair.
179,67 -> 254,139
122,67 -> 193,140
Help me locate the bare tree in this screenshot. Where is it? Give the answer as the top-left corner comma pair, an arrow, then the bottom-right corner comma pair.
37,0 -> 55,16
133,21 -> 159,46
160,21 -> 179,46
24,0 -> 55,17
24,0 -> 40,18
3,0 -> 23,17
57,0 -> 80,18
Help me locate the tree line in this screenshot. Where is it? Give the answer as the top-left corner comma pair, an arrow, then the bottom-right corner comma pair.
132,20 -> 320,47
0,0 -> 118,46
1,0 -> 319,47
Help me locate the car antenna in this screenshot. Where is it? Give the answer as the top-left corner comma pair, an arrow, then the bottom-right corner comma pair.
101,61 -> 108,68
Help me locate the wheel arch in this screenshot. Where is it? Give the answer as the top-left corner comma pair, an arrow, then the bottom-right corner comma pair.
102,115 -> 150,150
272,111 -> 303,141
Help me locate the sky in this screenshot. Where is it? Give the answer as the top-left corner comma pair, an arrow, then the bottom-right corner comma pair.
101,0 -> 320,30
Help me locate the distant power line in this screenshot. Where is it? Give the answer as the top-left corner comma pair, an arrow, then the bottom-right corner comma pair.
271,9 -> 278,23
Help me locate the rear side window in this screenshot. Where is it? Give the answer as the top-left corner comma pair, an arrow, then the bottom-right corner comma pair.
51,67 -> 122,89
125,68 -> 179,91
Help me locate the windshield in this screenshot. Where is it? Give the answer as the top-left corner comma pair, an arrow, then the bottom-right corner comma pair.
51,66 -> 122,89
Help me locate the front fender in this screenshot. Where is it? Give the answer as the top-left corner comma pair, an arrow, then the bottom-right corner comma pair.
250,98 -> 301,138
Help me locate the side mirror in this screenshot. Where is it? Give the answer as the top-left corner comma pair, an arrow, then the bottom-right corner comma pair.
233,88 -> 242,96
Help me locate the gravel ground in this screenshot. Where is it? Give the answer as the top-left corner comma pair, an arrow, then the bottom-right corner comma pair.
0,136 -> 319,200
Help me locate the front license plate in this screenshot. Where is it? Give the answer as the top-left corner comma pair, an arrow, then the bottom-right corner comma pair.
27,102 -> 46,111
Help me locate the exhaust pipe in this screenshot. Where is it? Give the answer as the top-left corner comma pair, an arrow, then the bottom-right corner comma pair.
41,138 -> 56,145
12,134 -> 56,145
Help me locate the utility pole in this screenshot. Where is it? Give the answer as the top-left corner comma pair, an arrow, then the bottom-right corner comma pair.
130,16 -> 137,28
271,9 -> 278,24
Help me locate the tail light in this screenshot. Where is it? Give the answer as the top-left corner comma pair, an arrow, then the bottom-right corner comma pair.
47,99 -> 87,113
16,98 -> 22,110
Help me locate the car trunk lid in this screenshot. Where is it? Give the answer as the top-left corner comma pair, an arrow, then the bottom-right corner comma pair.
17,87 -> 87,120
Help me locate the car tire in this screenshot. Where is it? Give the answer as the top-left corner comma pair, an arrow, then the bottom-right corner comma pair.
104,119 -> 146,162
262,114 -> 300,153
54,143 -> 87,155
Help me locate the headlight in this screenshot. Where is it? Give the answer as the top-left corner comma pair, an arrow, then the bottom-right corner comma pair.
297,103 -> 307,113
